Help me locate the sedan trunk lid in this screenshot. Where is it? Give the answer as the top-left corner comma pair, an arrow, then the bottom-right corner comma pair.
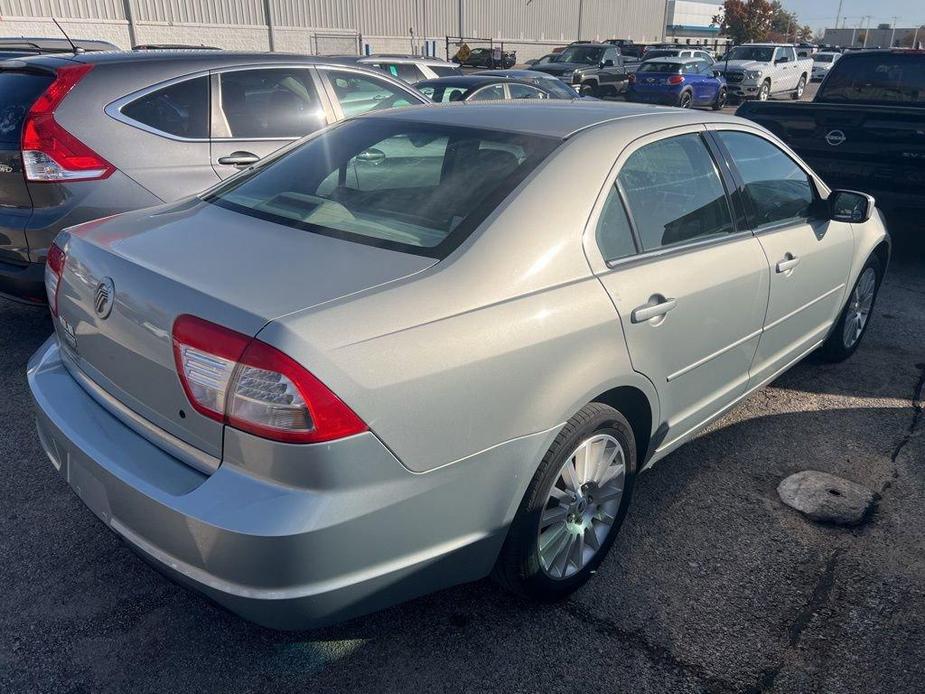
53,199 -> 436,459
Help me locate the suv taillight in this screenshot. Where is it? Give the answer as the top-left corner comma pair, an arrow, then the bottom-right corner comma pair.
627,73 -> 636,84
172,315 -> 367,444
668,74 -> 685,85
21,64 -> 114,182
45,241 -> 66,316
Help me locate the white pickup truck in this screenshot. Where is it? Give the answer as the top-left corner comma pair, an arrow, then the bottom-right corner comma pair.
718,44 -> 813,101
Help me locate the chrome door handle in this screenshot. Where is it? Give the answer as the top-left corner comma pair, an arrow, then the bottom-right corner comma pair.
632,298 -> 677,323
217,151 -> 260,167
776,256 -> 800,273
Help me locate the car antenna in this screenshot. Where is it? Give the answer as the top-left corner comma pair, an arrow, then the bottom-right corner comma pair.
51,17 -> 83,54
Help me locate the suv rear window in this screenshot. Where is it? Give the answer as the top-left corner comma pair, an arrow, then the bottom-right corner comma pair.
120,76 -> 210,138
818,53 -> 925,104
0,71 -> 53,143
206,119 -> 559,258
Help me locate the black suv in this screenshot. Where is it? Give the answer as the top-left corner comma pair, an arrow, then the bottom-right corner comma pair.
530,43 -> 631,97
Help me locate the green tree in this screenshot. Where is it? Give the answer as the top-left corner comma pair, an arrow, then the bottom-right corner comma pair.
713,0 -> 775,44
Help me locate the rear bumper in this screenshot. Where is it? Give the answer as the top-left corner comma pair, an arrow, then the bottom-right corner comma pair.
28,337 -> 552,629
625,88 -> 682,105
0,259 -> 46,305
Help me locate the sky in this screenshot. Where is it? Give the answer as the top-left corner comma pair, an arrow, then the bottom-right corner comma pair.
783,0 -> 925,31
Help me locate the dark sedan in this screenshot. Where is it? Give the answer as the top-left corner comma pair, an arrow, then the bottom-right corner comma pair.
415,73 -> 579,102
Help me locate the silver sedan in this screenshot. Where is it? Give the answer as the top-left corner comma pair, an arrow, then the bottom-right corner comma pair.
29,101 -> 889,629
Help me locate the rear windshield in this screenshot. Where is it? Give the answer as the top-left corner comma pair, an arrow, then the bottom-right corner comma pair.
637,62 -> 682,73
814,54 -> 835,63
0,71 -> 53,143
817,53 -> 925,105
205,119 -> 560,258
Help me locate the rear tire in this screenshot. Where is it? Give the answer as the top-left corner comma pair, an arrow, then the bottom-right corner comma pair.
678,90 -> 693,108
792,75 -> 806,99
712,87 -> 727,110
820,255 -> 883,362
492,403 -> 637,601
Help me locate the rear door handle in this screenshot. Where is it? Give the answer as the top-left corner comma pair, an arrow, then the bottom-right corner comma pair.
776,256 -> 800,273
632,297 -> 677,323
217,151 -> 260,167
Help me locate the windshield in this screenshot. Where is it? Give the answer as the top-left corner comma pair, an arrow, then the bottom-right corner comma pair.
637,62 -> 682,73
205,119 -> 560,258
818,53 -> 925,105
555,46 -> 605,64
726,46 -> 774,62
814,54 -> 834,63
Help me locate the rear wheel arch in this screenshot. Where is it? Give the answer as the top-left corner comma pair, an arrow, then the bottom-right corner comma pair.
873,238 -> 891,272
591,386 -> 653,465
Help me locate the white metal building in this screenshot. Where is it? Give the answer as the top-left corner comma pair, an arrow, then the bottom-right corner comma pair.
664,0 -> 728,49
0,0 -> 670,62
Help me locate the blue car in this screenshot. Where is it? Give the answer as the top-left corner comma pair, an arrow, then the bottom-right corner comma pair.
626,57 -> 727,110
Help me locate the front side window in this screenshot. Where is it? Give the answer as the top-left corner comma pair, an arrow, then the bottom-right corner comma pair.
618,134 -> 733,251
716,131 -> 815,228
219,69 -> 324,139
325,70 -> 417,118
121,76 -> 209,138
206,119 -> 559,258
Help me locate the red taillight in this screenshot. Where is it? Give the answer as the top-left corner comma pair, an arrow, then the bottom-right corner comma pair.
172,315 -> 367,444
44,241 -> 66,316
21,64 -> 114,183
628,73 -> 636,84
668,74 -> 685,85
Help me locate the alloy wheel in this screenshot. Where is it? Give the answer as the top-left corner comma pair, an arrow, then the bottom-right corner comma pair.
759,82 -> 770,100
680,92 -> 692,108
842,267 -> 877,349
537,434 -> 626,579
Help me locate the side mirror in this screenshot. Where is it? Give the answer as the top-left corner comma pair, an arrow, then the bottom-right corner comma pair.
602,59 -> 615,67
356,147 -> 386,165
829,190 -> 875,223
713,69 -> 722,77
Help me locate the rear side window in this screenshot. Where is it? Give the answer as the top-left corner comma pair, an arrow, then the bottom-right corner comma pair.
206,119 -> 559,258
469,84 -> 506,101
381,63 -> 426,83
430,65 -> 462,77
716,131 -> 814,228
219,68 -> 324,139
325,70 -> 417,117
0,71 -> 53,143
121,76 -> 209,138
595,187 -> 637,261
618,134 -> 733,251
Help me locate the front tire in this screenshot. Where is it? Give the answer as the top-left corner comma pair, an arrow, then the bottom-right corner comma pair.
580,81 -> 598,98
792,75 -> 806,99
493,403 -> 637,601
758,79 -> 771,101
820,255 -> 882,362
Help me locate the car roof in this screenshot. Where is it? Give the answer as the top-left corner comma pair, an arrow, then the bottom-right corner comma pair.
477,69 -> 561,79
63,50 -> 338,67
361,101 -> 741,139
643,56 -> 702,63
415,75 -> 513,88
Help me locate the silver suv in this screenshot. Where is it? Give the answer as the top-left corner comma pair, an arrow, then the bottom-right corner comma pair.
0,50 -> 428,304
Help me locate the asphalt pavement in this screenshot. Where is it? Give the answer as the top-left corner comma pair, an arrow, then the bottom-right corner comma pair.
1,217 -> 924,693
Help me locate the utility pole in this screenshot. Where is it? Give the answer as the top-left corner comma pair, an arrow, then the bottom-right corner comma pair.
576,0 -> 583,41
834,0 -> 844,30
889,16 -> 898,47
862,15 -> 871,47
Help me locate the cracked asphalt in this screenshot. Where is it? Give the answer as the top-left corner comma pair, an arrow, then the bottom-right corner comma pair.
2,223 -> 923,694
